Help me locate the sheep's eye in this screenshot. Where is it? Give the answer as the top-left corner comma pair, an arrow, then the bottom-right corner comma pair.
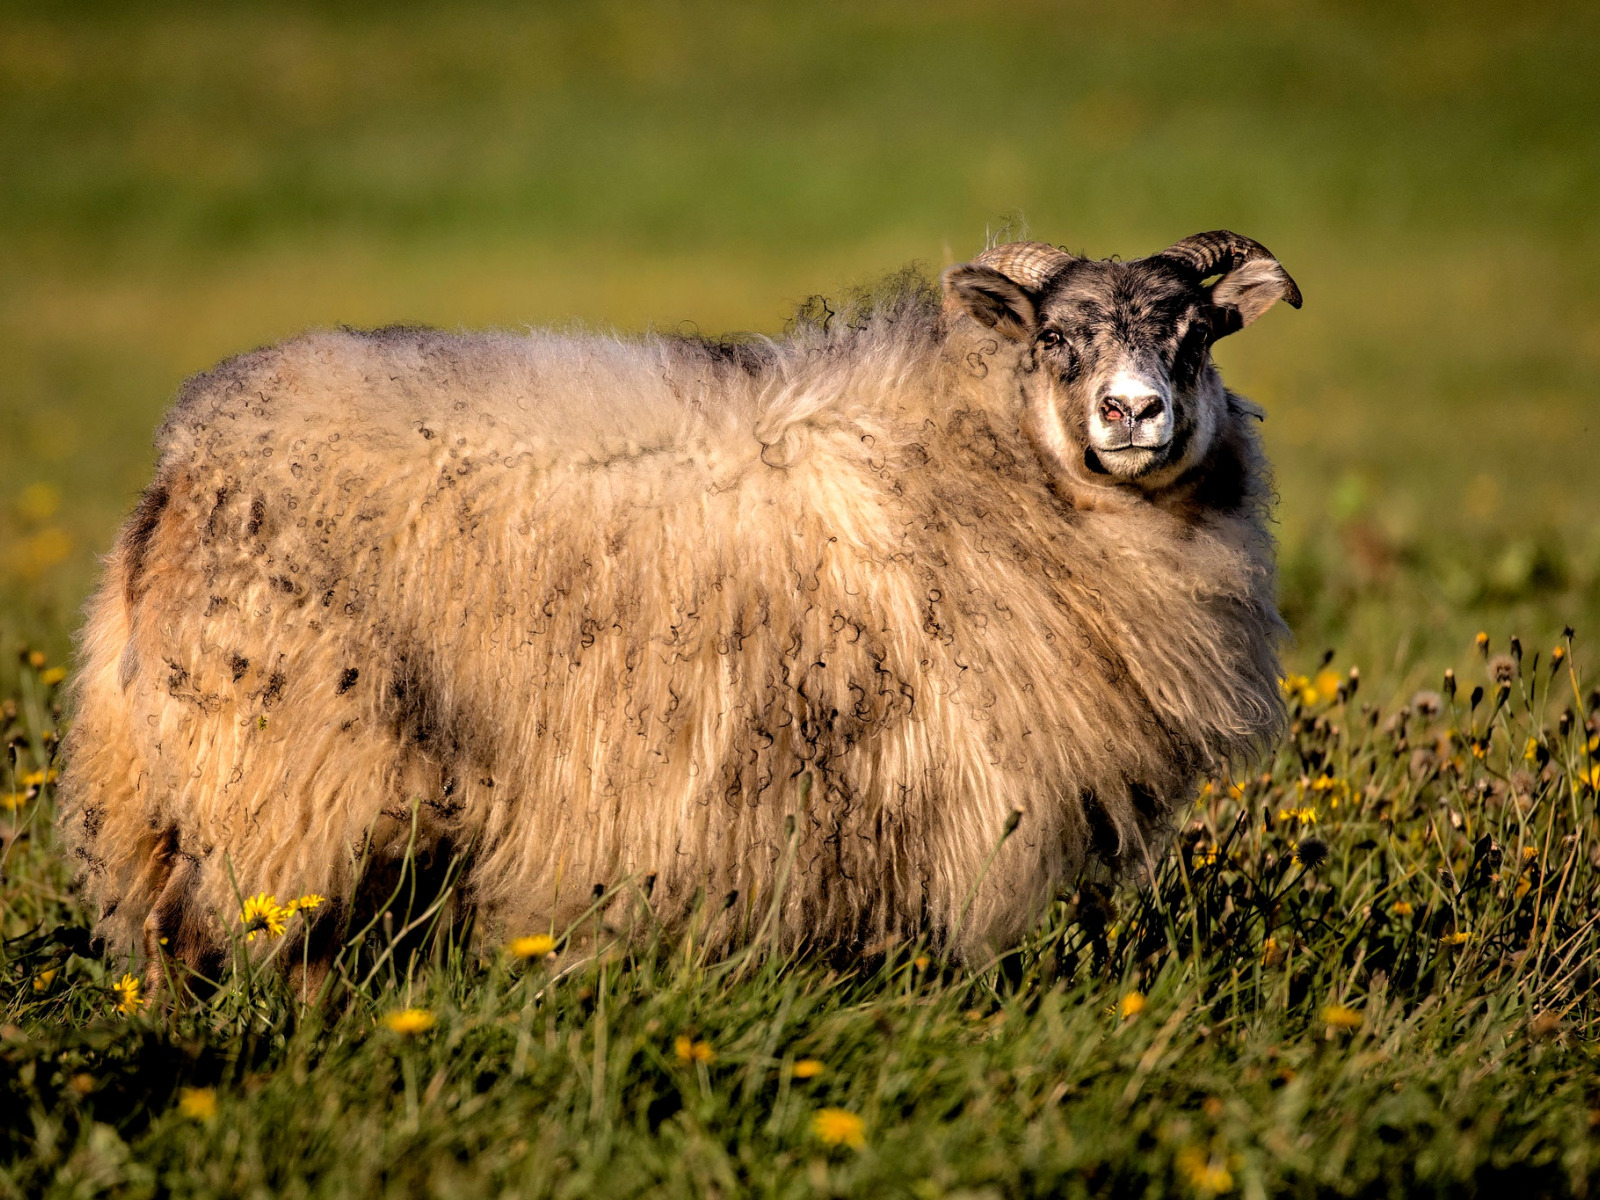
1037,329 -> 1064,347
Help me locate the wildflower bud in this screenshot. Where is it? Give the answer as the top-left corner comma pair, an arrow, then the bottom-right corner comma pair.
1563,625 -> 1575,642
1469,686 -> 1484,712
1474,631 -> 1490,657
1551,646 -> 1566,672
592,881 -> 606,899
1509,636 -> 1522,662
1002,809 -> 1023,838
1319,648 -> 1335,669
1442,669 -> 1455,700
1559,709 -> 1573,736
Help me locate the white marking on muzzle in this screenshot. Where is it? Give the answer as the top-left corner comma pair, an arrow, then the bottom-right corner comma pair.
1091,371 -> 1172,451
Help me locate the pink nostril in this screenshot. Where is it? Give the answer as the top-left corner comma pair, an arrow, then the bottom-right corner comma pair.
1103,396 -> 1164,424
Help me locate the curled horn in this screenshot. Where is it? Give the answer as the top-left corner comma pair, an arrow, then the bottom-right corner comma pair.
973,241 -> 1076,291
1154,230 -> 1303,308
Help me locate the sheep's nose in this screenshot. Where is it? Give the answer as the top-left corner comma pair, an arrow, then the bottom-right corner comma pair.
1099,394 -> 1165,426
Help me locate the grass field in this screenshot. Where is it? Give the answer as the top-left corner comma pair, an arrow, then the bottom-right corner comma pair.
4,2 -> 1600,1195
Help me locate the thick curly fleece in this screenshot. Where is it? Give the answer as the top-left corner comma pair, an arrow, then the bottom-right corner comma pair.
58,273 -> 1284,979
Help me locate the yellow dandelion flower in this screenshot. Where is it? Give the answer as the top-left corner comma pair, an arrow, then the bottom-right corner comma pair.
33,968 -> 57,992
1262,936 -> 1285,967
1322,1004 -> 1363,1030
178,1087 -> 217,1121
1552,645 -> 1567,666
507,934 -> 557,959
1522,846 -> 1539,860
39,666 -> 68,687
27,650 -> 46,669
239,893 -> 287,942
1119,991 -> 1146,1019
1176,1146 -> 1234,1195
1524,738 -> 1540,762
913,954 -> 930,971
381,1008 -> 435,1035
1313,670 -> 1341,703
674,1035 -> 715,1063
792,1058 -> 825,1079
113,973 -> 144,1014
1582,764 -> 1600,791
1514,878 -> 1532,901
1390,901 -> 1413,918
20,769 -> 58,787
284,893 -> 326,915
1439,931 -> 1471,947
1277,806 -> 1317,826
1193,845 -> 1218,868
1474,631 -> 1489,654
812,1108 -> 866,1149
1228,781 -> 1246,799
2,792 -> 28,812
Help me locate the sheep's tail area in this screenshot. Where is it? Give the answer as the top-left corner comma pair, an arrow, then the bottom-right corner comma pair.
55,477 -> 449,992
56,484 -> 187,976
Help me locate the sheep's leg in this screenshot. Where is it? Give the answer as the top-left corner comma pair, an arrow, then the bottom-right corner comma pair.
140,847 -> 226,997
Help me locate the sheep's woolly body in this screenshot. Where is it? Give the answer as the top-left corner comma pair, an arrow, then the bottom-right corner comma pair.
59,284 -> 1283,967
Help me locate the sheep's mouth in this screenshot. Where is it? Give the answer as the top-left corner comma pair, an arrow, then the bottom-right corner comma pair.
1084,444 -> 1167,479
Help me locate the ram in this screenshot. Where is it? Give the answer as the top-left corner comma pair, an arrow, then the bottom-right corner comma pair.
58,231 -> 1300,986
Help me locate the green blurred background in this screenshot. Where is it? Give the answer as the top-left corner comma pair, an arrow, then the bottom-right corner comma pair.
2,0 -> 1597,693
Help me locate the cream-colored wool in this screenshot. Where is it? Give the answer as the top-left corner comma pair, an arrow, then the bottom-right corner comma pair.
58,257 -> 1288,977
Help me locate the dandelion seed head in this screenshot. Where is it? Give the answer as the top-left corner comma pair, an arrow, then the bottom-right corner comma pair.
1410,690 -> 1442,718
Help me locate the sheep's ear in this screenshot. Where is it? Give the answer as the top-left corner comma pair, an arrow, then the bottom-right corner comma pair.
1206,258 -> 1302,337
941,264 -> 1038,342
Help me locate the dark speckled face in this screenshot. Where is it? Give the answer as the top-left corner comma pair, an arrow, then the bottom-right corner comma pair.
1032,259 -> 1217,482
942,234 -> 1301,492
